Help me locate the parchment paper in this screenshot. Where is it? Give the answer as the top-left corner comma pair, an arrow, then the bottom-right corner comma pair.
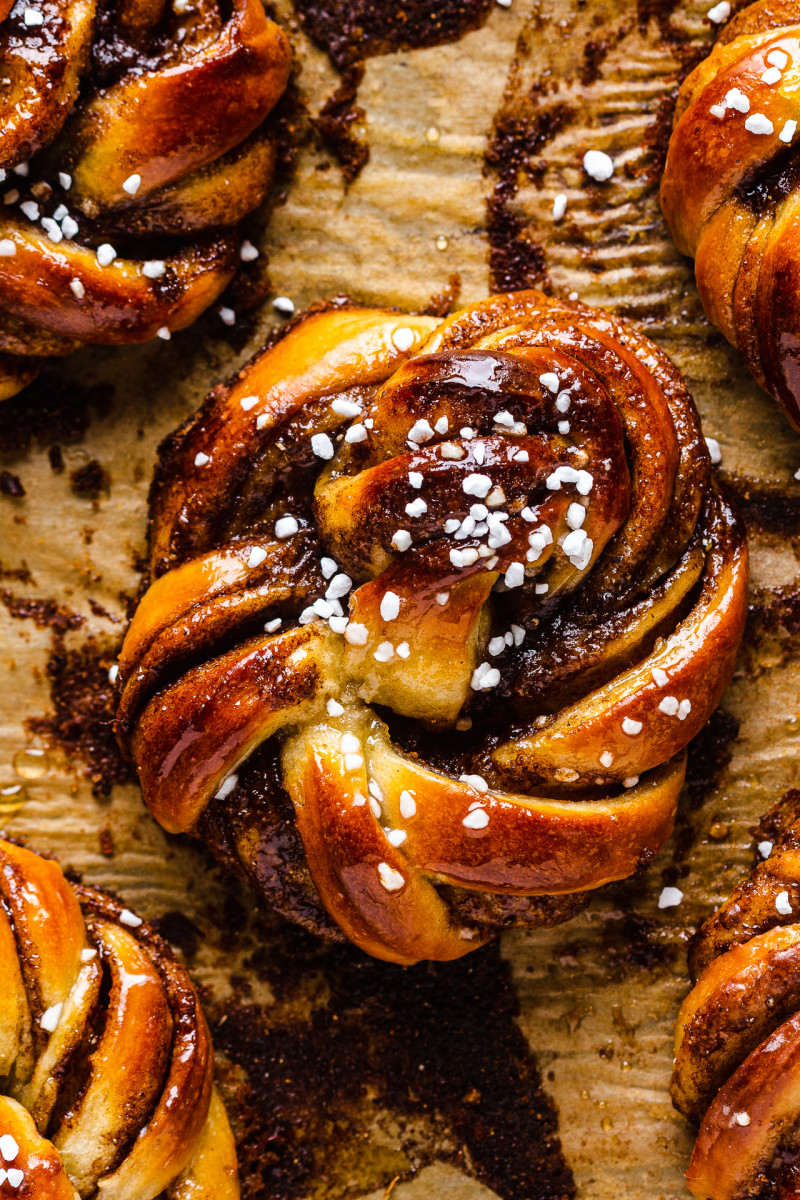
2,0 -> 800,1196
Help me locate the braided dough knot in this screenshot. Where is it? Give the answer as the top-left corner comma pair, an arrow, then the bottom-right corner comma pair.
672,792 -> 800,1200
0,0 -> 290,397
0,839 -> 238,1200
661,0 -> 800,426
117,291 -> 748,964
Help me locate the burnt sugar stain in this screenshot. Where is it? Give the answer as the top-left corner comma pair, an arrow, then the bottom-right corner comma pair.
28,634 -> 132,800
1,585 -> 130,799
485,104 -> 574,294
292,0 -> 494,183
311,65 -> 369,184
0,375 -> 113,455
215,929 -> 575,1200
291,0 -> 495,72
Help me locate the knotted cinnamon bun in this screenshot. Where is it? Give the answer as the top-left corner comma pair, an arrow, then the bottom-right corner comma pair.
0,838 -> 238,1198
0,0 -> 291,399
661,0 -> 800,427
115,291 -> 749,965
673,793 -> 800,1200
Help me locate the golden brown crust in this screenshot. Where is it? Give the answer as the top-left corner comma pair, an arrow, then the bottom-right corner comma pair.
672,793 -> 800,1199
0,0 -> 291,397
0,838 -> 239,1200
116,291 -> 748,964
661,1 -> 800,427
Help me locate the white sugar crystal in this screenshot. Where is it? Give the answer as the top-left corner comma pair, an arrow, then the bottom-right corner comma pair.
380,591 -> 400,621
122,173 -> 141,195
399,790 -> 417,818
705,437 -> 721,464
275,516 -> 298,539
392,327 -> 416,352
332,398 -> 361,418
405,497 -> 427,518
246,546 -> 267,568
463,808 -> 489,829
725,88 -> 750,113
408,418 -> 434,444
463,473 -> 492,498
311,432 -> 334,459
215,774 -> 238,800
96,243 -> 117,266
459,774 -> 488,792
471,663 -> 501,690
377,862 -> 404,891
345,623 -> 368,646
776,890 -> 793,916
658,886 -> 683,909
658,695 -> 679,716
552,193 -> 567,220
327,698 -> 344,716
0,1137 -> 18,1163
781,119 -> 798,143
583,149 -> 614,181
504,562 -> 525,588
707,0 -> 730,21
326,573 -> 352,600
622,717 -> 642,735
566,502 -> 585,529
745,113 -> 774,135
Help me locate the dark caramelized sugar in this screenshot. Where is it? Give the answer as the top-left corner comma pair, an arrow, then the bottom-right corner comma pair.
215,936 -> 574,1200
290,0 -> 494,71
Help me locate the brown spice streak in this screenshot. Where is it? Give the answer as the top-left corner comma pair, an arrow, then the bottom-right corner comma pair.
294,0 -> 494,182
27,634 -> 132,799
291,0 -> 495,71
214,933 -> 574,1200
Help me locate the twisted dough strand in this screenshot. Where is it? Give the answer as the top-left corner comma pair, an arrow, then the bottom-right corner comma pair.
661,0 -> 800,426
116,291 -> 748,964
0,0 -> 290,398
672,793 -> 800,1200
0,839 -> 238,1200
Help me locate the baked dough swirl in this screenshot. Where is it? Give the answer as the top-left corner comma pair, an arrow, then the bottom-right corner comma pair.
0,0 -> 291,399
116,291 -> 749,965
673,793 -> 800,1200
0,838 -> 238,1200
661,0 -> 800,427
